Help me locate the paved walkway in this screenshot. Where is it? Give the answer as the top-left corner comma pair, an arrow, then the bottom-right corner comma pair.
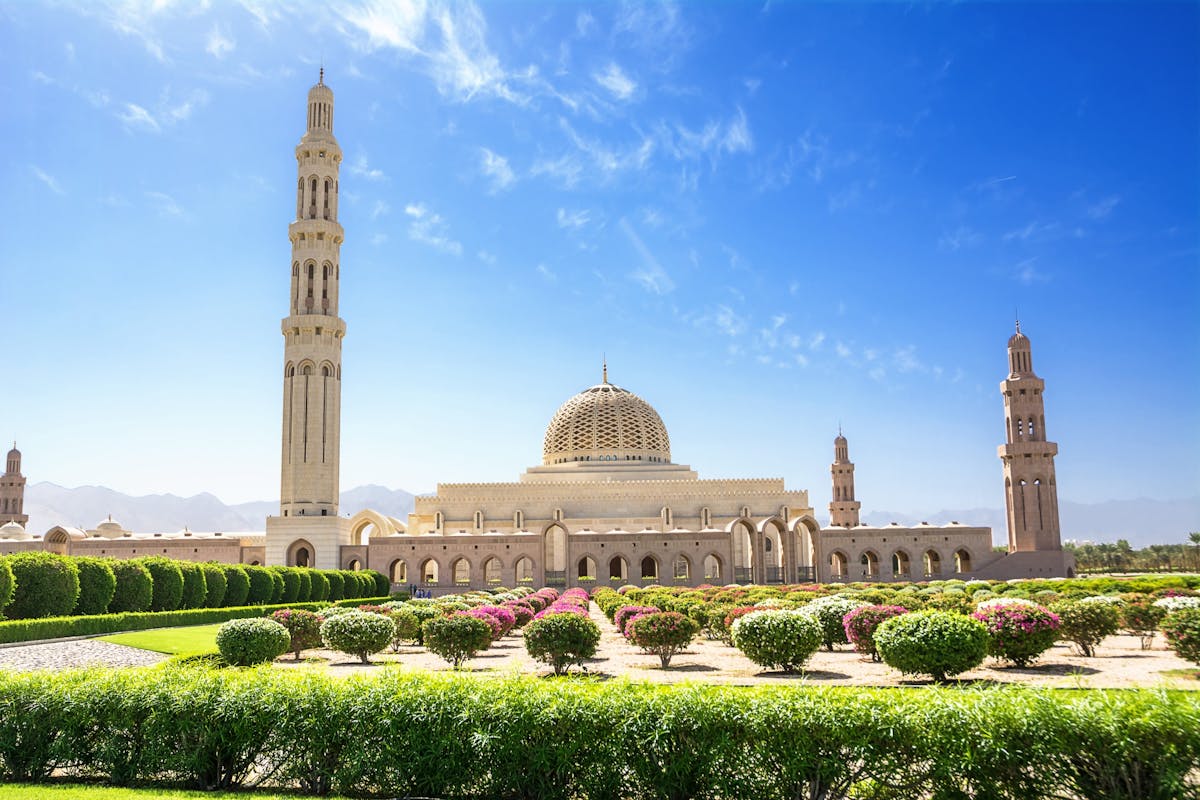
0,639 -> 167,671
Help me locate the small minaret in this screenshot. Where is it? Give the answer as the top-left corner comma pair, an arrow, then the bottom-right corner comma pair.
279,70 -> 345,519
998,323 -> 1063,552
829,430 -> 861,527
1,444 -> 29,527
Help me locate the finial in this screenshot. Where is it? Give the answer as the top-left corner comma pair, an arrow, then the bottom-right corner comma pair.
838,421 -> 843,437
319,65 -> 324,85
1015,309 -> 1021,335
602,356 -> 608,385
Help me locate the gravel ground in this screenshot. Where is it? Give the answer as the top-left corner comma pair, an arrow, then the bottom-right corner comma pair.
0,639 -> 168,672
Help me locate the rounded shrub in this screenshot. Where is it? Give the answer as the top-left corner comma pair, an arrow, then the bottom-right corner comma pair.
523,612 -> 602,675
628,611 -> 699,669
874,610 -> 988,682
843,605 -> 909,661
972,602 -> 1060,667
336,571 -> 359,599
1121,598 -> 1167,649
107,559 -> 153,612
216,617 -> 290,666
731,610 -> 823,673
177,561 -> 208,610
0,558 -> 13,615
71,556 -> 116,616
325,571 -> 345,601
5,551 -> 81,619
199,562 -> 227,608
1161,608 -> 1200,671
1051,599 -> 1120,657
423,613 -> 493,669
320,610 -> 395,664
271,608 -> 323,660
615,605 -> 661,638
136,557 -> 184,612
389,607 -> 421,651
455,608 -> 503,641
408,604 -> 443,644
307,569 -> 329,602
367,569 -> 390,596
802,596 -> 866,650
242,566 -> 274,605
221,564 -> 251,607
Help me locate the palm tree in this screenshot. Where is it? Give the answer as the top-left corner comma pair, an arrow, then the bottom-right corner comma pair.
1189,532 -> 1200,571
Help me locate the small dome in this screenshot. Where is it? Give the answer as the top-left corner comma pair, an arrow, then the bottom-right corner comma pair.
542,377 -> 671,465
1008,321 -> 1030,349
95,516 -> 125,539
0,521 -> 25,539
6,445 -> 18,459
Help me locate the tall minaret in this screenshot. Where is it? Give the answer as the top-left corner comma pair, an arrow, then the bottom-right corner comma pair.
998,323 -> 1062,552
829,430 -> 861,527
279,69 -> 345,519
1,444 -> 29,527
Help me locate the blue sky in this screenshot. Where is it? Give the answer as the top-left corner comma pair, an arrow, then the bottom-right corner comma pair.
2,1 -> 1197,520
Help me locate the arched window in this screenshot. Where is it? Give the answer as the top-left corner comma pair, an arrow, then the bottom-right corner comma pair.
860,551 -> 879,578
703,554 -> 722,581
701,507 -> 711,528
514,510 -> 524,529
924,550 -> 941,576
830,551 -> 848,580
434,512 -> 444,532
474,511 -> 483,530
577,556 -> 596,580
346,558 -> 361,571
892,550 -> 910,577
640,555 -> 658,581
452,558 -> 470,584
954,549 -> 972,574
673,555 -> 691,581
483,557 -> 501,584
514,556 -> 534,583
608,555 -> 628,582
390,559 -> 406,583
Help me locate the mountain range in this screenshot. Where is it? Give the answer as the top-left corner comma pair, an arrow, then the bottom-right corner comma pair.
20,482 -> 1199,548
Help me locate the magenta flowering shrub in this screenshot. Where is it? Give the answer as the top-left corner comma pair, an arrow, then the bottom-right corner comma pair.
534,601 -> 588,620
628,611 -> 700,668
972,602 -> 1061,667
456,609 -> 505,641
615,605 -> 661,638
843,605 -> 909,662
502,601 -> 534,627
475,605 -> 517,637
271,608 -> 323,660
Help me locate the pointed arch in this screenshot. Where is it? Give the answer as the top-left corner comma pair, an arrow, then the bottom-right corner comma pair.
287,538 -> 315,568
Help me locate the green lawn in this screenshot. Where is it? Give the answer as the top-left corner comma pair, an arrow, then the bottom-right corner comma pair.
98,623 -> 223,654
0,785 -> 323,800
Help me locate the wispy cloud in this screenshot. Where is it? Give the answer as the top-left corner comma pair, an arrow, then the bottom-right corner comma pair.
713,305 -> 745,337
477,249 -> 497,265
404,201 -> 462,255
556,208 -> 591,230
661,107 -> 754,163
536,263 -> 557,281
206,25 -> 235,58
938,225 -> 982,252
337,0 -> 532,104
1013,257 -> 1049,285
593,62 -> 636,101
118,102 -> 160,132
530,154 -> 584,188
620,217 -> 674,294
370,200 -> 390,220
1003,220 -> 1059,243
478,147 -> 515,192
116,89 -> 209,133
349,154 -> 386,181
1087,194 -> 1120,220
30,165 -> 64,195
146,190 -> 183,218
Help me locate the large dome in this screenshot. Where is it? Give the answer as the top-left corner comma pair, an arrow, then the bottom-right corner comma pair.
543,379 -> 671,465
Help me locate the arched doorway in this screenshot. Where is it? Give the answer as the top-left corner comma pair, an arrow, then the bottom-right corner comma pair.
672,554 -> 691,583
544,524 -> 567,586
763,523 -> 785,583
389,559 -> 407,583
287,538 -> 314,568
483,557 -> 501,585
420,558 -> 439,584
891,550 -> 911,579
514,556 -> 535,584
452,557 -> 471,585
924,550 -> 941,576
731,520 -> 754,583
954,549 -> 972,574
830,551 -> 848,580
860,551 -> 879,579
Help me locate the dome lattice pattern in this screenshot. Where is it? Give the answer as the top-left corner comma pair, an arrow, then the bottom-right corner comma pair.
543,383 -> 671,465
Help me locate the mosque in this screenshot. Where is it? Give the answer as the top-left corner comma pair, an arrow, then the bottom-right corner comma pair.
0,75 -> 1074,587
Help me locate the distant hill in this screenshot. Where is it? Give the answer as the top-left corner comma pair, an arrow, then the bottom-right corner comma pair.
22,482 -> 1198,547
24,482 -> 418,534
864,496 -> 1200,548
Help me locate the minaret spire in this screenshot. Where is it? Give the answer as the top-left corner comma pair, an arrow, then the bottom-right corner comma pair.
829,430 -> 860,527
602,356 -> 608,384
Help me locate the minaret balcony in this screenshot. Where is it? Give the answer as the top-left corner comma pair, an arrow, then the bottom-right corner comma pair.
997,440 -> 1058,460
289,218 -> 344,242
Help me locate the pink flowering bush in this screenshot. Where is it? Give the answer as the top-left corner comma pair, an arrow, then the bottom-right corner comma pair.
628,611 -> 699,668
843,605 -> 909,662
271,608 -> 323,660
475,605 -> 517,637
972,602 -> 1060,667
456,609 -> 505,641
502,601 -> 534,627
615,605 -> 661,638
534,601 -> 588,620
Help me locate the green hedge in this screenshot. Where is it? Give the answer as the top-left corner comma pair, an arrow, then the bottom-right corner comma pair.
0,597 -> 392,644
0,670 -> 1194,798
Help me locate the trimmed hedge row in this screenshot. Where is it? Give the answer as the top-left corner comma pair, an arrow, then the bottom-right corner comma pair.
0,597 -> 392,644
0,670 -> 1194,799
0,551 -> 389,621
